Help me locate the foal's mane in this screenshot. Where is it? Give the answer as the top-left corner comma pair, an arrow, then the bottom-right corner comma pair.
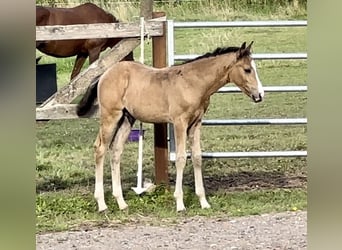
181,46 -> 251,65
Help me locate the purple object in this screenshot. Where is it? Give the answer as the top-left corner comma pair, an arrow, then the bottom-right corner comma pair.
127,129 -> 145,142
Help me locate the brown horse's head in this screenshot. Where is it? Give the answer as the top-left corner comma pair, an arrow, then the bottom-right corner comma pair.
228,41 -> 264,103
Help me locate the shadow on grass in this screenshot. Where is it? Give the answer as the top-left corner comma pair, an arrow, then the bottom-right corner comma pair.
36,175 -> 95,193
36,170 -> 306,194
170,170 -> 307,194
36,175 -> 138,193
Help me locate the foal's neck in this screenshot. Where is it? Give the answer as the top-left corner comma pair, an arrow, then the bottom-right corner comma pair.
187,53 -> 236,96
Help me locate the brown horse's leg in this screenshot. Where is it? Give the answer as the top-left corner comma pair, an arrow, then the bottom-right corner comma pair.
188,121 -> 210,209
173,120 -> 188,211
122,51 -> 134,61
70,54 -> 87,80
94,110 -> 123,212
109,115 -> 134,210
89,47 -> 101,64
88,46 -> 102,65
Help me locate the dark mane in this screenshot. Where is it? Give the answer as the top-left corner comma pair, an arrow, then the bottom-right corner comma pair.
181,46 -> 250,65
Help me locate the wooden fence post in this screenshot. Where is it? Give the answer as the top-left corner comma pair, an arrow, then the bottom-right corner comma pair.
140,0 -> 153,19
140,0 -> 169,185
152,11 -> 169,185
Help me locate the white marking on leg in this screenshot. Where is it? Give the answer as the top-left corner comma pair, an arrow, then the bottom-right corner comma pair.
190,123 -> 210,209
94,181 -> 107,212
111,150 -> 128,210
110,119 -> 131,210
94,109 -> 123,212
173,124 -> 188,212
112,171 -> 128,210
94,139 -> 108,212
251,60 -> 264,98
193,154 -> 211,209
174,153 -> 186,211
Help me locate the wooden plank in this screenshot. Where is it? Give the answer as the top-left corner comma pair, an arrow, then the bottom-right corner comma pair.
36,104 -> 98,120
36,21 -> 163,41
40,38 -> 140,107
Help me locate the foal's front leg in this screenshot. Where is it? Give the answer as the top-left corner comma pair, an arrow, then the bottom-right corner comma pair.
173,122 -> 188,211
189,121 -> 210,209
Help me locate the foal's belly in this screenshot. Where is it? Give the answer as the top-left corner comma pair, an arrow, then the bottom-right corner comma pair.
127,104 -> 172,124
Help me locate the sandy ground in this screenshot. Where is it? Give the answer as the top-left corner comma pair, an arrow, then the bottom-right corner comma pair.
36,210 -> 306,250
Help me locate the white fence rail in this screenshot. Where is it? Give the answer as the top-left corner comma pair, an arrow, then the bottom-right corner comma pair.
167,20 -> 307,161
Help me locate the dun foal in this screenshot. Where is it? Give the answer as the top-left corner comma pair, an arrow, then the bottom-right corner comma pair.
77,41 -> 264,212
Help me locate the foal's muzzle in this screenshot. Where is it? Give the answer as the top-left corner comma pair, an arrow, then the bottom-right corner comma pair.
252,93 -> 263,103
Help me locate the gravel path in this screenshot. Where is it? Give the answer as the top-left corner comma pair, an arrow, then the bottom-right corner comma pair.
36,211 -> 306,250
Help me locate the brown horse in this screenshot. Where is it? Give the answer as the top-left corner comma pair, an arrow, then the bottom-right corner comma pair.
36,3 -> 134,80
77,41 -> 264,212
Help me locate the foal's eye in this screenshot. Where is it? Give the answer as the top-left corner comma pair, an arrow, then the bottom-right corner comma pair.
244,68 -> 252,74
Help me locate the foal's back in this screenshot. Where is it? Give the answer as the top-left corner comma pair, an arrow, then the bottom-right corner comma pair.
99,61 -> 206,124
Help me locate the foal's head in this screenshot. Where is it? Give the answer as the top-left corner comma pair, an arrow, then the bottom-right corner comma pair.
228,41 -> 264,103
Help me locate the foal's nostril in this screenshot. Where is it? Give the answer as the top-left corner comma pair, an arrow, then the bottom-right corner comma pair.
252,93 -> 263,103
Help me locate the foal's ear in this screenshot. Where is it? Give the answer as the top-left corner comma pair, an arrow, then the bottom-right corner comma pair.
246,41 -> 254,52
237,42 -> 247,59
240,42 -> 247,50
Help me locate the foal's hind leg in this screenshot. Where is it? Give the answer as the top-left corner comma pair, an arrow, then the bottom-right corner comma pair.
188,121 -> 210,209
109,115 -> 134,210
94,110 -> 123,212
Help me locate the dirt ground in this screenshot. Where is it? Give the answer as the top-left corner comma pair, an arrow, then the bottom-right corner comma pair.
36,210 -> 306,250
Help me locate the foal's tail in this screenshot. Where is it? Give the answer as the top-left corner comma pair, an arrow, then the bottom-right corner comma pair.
76,75 -> 101,117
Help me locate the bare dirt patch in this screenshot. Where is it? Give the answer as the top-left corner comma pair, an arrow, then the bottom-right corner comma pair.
36,210 -> 306,250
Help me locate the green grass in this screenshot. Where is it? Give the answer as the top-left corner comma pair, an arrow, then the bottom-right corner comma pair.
36,186 -> 306,232
36,1 -> 307,233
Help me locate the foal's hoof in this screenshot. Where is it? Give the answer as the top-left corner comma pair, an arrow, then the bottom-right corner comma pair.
98,204 -> 108,213
98,208 -> 108,213
201,203 -> 211,209
200,198 -> 211,209
176,206 -> 186,213
118,203 -> 128,211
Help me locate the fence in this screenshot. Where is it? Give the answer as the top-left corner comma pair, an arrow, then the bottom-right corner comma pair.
166,20 -> 307,161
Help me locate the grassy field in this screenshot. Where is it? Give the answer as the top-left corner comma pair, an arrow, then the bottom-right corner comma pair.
36,1 -> 307,232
